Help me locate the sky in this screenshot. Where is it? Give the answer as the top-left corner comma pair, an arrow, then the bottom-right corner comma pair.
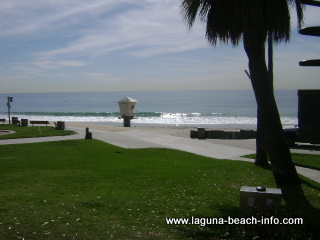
0,0 -> 319,93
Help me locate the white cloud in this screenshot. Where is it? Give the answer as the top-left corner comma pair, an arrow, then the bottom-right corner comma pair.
0,0 -> 135,37
0,0 -> 318,93
31,0 -> 207,61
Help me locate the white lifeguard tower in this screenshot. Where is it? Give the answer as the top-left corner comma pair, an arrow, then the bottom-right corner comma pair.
117,96 -> 138,127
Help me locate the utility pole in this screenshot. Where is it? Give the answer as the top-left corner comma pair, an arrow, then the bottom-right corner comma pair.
7,96 -> 13,124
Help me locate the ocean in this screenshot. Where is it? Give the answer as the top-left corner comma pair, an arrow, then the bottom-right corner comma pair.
0,90 -> 298,129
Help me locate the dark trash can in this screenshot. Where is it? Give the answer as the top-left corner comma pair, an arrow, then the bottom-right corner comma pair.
190,130 -> 198,139
197,128 -> 206,139
12,117 -> 19,125
21,119 -> 28,127
56,121 -> 65,130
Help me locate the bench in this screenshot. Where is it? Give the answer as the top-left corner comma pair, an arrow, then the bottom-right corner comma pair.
30,121 -> 50,126
0,119 -> 6,124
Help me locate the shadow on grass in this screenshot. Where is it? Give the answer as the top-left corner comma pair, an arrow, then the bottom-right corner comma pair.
257,164 -> 320,230
173,165 -> 320,240
281,184 -> 320,228
300,178 -> 320,191
171,207 -> 239,240
174,195 -> 319,239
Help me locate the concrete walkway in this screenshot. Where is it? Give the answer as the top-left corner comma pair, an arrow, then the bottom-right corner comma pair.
72,127 -> 255,161
1,126 -> 319,184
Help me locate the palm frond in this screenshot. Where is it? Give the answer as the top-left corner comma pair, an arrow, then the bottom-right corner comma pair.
180,0 -> 305,46
294,0 -> 305,29
180,0 -> 202,28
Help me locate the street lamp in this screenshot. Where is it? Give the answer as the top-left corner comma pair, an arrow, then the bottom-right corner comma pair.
7,96 -> 13,124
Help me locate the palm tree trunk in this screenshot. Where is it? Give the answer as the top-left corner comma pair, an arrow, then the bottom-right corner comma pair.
255,107 -> 268,165
268,32 -> 273,83
243,32 -> 300,186
255,32 -> 273,166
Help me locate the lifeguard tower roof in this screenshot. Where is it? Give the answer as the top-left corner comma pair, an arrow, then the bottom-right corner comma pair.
117,96 -> 138,103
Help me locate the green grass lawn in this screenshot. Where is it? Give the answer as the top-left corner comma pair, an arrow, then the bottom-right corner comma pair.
0,124 -> 76,139
0,140 -> 319,239
244,153 -> 320,171
290,153 -> 320,170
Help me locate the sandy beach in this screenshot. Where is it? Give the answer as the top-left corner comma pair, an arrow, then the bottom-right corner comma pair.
66,122 -> 254,138
66,122 -> 248,138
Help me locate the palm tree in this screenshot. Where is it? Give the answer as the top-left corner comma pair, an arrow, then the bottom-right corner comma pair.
255,32 -> 274,166
181,0 -> 304,186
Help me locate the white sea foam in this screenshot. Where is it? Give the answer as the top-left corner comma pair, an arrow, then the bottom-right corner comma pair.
6,113 -> 297,128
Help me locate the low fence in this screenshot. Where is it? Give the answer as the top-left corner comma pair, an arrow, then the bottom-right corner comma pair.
190,129 -> 256,140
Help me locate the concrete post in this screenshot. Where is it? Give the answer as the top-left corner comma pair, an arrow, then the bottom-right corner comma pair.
85,128 -> 92,139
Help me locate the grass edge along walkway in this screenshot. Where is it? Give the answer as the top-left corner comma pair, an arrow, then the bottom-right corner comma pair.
0,124 -> 76,139
0,139 -> 319,240
243,153 -> 320,171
